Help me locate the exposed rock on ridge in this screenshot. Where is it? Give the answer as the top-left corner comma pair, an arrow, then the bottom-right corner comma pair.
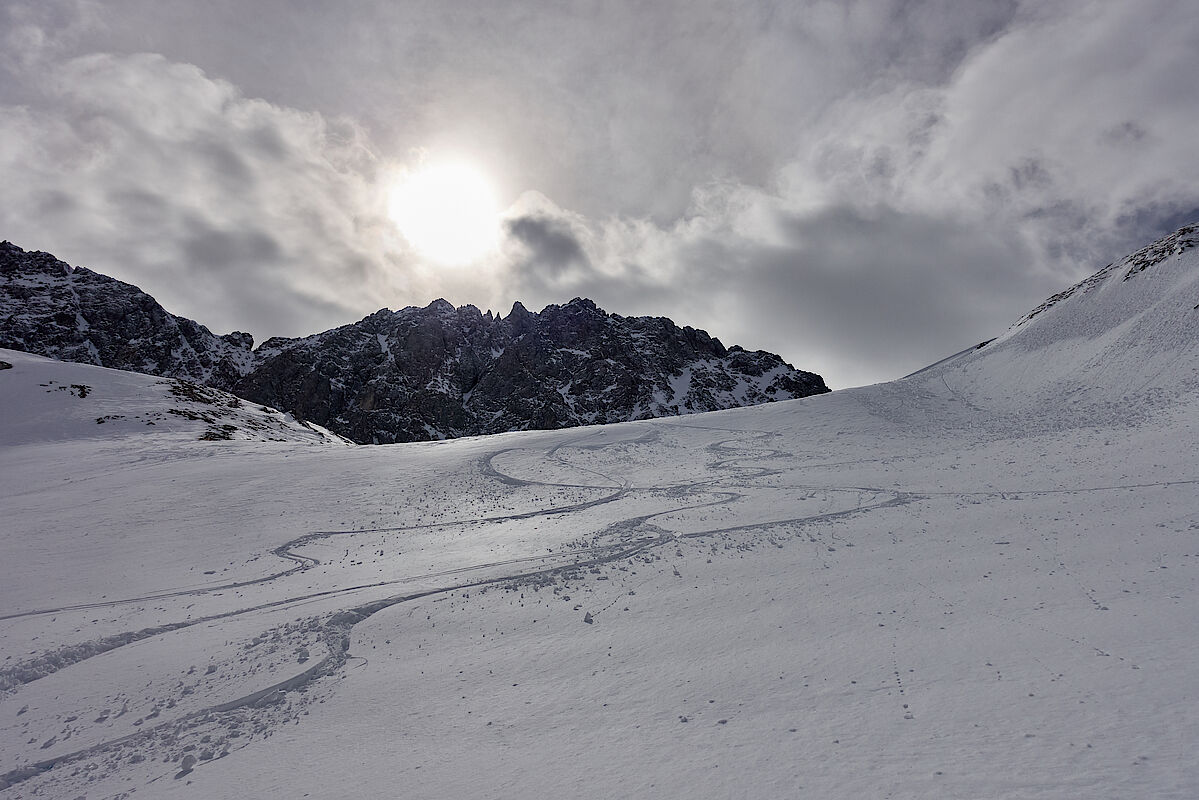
237,297 -> 828,443
1017,223 -> 1199,325
1,241 -> 829,443
0,241 -> 254,385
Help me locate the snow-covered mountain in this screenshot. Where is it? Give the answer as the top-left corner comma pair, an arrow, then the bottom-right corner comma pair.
873,221 -> 1199,437
239,297 -> 827,443
0,241 -> 828,443
920,221 -> 1198,413
1,224 -> 1196,799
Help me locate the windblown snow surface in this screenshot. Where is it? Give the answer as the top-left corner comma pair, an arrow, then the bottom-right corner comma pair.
2,226 -> 1198,798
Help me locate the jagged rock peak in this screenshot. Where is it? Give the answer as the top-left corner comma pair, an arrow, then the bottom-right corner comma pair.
221,331 -> 255,350
1,241 -> 73,277
1,241 -> 255,384
1,240 -> 832,444
562,297 -> 599,311
234,295 -> 829,443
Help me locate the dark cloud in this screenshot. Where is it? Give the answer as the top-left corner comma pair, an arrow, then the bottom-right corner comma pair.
195,138 -> 254,186
1114,203 -> 1199,251
504,215 -> 589,276
181,223 -> 282,271
249,124 -> 288,159
748,208 -> 1051,385
31,189 -> 77,217
1100,121 -> 1150,148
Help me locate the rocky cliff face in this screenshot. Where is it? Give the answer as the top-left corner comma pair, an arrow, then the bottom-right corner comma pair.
1,241 -> 829,443
237,297 -> 828,443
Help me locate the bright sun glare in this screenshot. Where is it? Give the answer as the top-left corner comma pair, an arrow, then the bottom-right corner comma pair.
387,161 -> 500,265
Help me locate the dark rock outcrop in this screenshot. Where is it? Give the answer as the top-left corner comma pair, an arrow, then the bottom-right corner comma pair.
236,297 -> 828,443
1,241 -> 830,443
1,241 -> 254,385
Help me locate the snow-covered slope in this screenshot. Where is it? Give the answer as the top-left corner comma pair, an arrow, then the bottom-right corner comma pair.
1,225 -> 1197,799
908,222 -> 1199,421
0,349 -> 347,446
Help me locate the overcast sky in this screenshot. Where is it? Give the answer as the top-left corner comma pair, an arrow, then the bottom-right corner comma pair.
3,0 -> 1197,387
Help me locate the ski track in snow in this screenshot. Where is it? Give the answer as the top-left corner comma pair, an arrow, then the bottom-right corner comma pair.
4,414 -> 1193,796
2,233 -> 1199,798
0,405 -> 961,796
1,421 -> 904,784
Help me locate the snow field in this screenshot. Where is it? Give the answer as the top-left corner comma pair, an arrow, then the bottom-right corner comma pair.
4,386 -> 1196,798
2,237 -> 1198,797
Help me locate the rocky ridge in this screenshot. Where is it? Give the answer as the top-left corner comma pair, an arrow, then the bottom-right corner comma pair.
0,242 -> 254,385
0,241 -> 829,443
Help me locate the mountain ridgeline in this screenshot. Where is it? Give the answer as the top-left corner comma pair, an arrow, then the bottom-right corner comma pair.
0,241 -> 829,443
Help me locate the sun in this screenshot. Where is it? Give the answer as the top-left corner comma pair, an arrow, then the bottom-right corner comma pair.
387,161 -> 500,265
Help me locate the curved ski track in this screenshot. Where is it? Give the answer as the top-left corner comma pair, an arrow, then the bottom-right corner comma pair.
6,424 -> 1187,792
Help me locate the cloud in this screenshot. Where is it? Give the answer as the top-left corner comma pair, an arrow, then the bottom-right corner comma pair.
7,1 -> 1029,223
504,214 -> 589,278
0,0 -> 104,76
0,49 -> 412,340
740,208 -> 1050,386
2,1 -> 1198,388
781,0 -> 1199,268
492,0 -> 1199,386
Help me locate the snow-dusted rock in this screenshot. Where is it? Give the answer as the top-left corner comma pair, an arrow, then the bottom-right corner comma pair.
0,241 -> 255,385
0,241 -> 828,443
237,297 -> 828,443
